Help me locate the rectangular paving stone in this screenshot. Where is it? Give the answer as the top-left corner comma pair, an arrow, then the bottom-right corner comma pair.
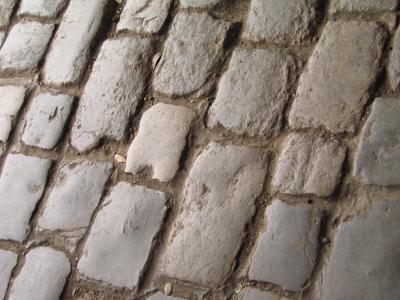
180,0 -> 222,8
243,0 -> 317,44
18,0 -> 66,18
126,103 -> 195,182
249,200 -> 321,292
208,48 -> 297,137
153,12 -> 230,97
43,0 -> 107,86
0,85 -> 26,142
289,20 -> 386,133
237,288 -> 289,300
354,97 -> 400,186
22,93 -> 73,150
162,143 -> 268,287
388,27 -> 400,90
272,133 -> 345,197
0,250 -> 17,299
330,0 -> 398,13
0,154 -> 51,242
0,0 -> 16,28
0,21 -> 54,73
71,37 -> 153,153
316,194 -> 400,300
9,247 -> 70,300
78,183 -> 167,289
117,0 -> 172,34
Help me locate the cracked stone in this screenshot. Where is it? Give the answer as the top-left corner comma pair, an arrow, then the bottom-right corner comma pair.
153,12 -> 230,97
22,93 -> 73,150
354,97 -> 400,186
117,0 -> 172,34
243,0 -> 317,44
0,0 -> 16,28
289,20 -> 386,133
180,0 -> 222,8
18,0 -> 66,18
0,154 -> 51,242
9,247 -> 70,300
148,293 -> 183,300
388,27 -> 400,90
249,199 -> 321,292
0,85 -> 26,142
272,132 -> 345,197
316,194 -> 400,300
0,250 -> 17,299
0,21 -> 54,73
330,0 -> 398,13
43,0 -> 107,86
71,37 -> 153,153
162,143 -> 268,287
208,48 -> 297,137
78,182 -> 167,289
237,288 -> 289,300
125,103 -> 195,182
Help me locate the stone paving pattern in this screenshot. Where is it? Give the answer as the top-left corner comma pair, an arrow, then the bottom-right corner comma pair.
0,0 -> 399,299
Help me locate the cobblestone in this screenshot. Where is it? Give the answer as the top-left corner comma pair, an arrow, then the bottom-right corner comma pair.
78,183 -> 167,289
153,12 -> 230,97
71,37 -> 153,152
43,0 -> 108,86
208,48 -> 297,137
9,247 -> 70,300
18,0 -> 65,18
126,103 -> 195,182
161,143 -> 267,287
180,0 -> 222,8
0,21 -> 54,73
21,93 -> 73,150
330,0 -> 398,13
273,133 -> 345,197
289,20 -> 386,133
148,293 -> 182,300
0,0 -> 16,28
0,250 -> 17,299
388,27 -> 400,90
237,288 -> 289,300
0,154 -> 51,242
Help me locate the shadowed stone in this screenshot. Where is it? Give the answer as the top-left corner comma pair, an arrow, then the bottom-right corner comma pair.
0,0 -> 17,28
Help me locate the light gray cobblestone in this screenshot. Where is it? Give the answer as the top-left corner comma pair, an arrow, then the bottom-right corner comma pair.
388,27 -> 400,90
330,0 -> 398,13
180,0 -> 222,8
18,0 -> 66,18
237,288 -> 289,300
0,250 -> 17,299
0,0 -> 16,28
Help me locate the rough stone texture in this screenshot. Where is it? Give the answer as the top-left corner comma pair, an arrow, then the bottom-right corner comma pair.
148,293 -> 183,300
316,196 -> 400,300
0,154 -> 51,242
0,22 -> 54,73
22,93 -> 73,149
0,0 -> 16,28
0,250 -> 18,299
43,0 -> 107,86
18,0 -> 65,18
388,28 -> 400,90
273,133 -> 345,197
9,247 -> 70,300
0,31 -> 5,45
354,97 -> 400,186
78,183 -> 167,289
208,48 -> 297,137
162,143 -> 267,287
180,0 -> 222,8
249,200 -> 321,292
153,12 -> 230,97
330,0 -> 398,13
237,288 -> 289,300
71,37 -> 153,153
243,0 -> 317,44
117,0 -> 172,34
289,20 -> 386,133
0,85 -> 26,142
126,103 -> 195,182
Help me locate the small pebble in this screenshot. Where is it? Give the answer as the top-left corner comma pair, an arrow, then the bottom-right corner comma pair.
164,282 -> 172,295
114,154 -> 126,163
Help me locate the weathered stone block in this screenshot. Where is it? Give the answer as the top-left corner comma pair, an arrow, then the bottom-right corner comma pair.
18,0 -> 65,18
180,0 -> 222,8
330,0 -> 398,13
0,0 -> 16,28
0,250 -> 17,299
388,28 -> 400,90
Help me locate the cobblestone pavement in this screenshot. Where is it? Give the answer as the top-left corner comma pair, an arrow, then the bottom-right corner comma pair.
0,0 -> 399,299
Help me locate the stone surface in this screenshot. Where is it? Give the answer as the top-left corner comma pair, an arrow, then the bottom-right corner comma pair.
0,250 -> 18,299
162,143 -> 267,287
330,0 -> 398,13
78,183 -> 167,289
289,20 -> 386,133
0,22 -> 54,73
0,85 -> 26,142
180,0 -> 222,8
9,247 -> 70,300
117,0 -> 172,34
18,0 -> 65,18
0,154 -> 51,242
43,0 -> 107,86
208,48 -> 297,137
148,293 -> 182,300
153,12 -> 230,97
249,200 -> 321,292
354,97 -> 400,186
316,196 -> 400,300
22,93 -> 73,149
273,133 -> 345,197
243,0 -> 317,44
0,0 -> 16,28
126,103 -> 195,182
0,31 -> 5,45
237,288 -> 289,300
388,27 -> 400,90
71,37 -> 153,152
